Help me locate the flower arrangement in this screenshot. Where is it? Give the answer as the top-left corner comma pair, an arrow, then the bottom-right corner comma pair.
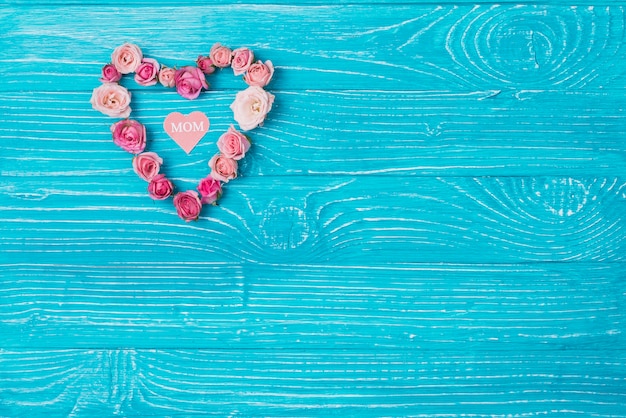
90,43 -> 275,222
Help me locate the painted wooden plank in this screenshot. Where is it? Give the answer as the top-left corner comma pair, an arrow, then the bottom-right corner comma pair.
2,5 -> 625,91
2,176 -> 624,263
2,90 -> 625,177
1,349 -> 625,416
0,262 -> 623,349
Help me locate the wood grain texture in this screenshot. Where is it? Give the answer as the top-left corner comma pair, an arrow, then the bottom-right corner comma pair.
1,1 -> 626,416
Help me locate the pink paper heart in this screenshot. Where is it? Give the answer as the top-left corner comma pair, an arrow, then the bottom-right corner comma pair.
163,111 -> 210,154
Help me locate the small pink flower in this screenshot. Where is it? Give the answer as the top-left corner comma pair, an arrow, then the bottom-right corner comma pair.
134,58 -> 160,86
99,64 -> 122,83
197,175 -> 222,205
148,174 -> 174,200
111,43 -> 143,74
90,83 -> 132,118
158,66 -> 176,88
174,66 -> 209,100
173,190 -> 202,222
133,152 -> 163,181
243,60 -> 274,87
208,154 -> 238,183
209,43 -> 232,68
230,86 -> 275,131
231,47 -> 254,76
197,55 -> 216,75
217,125 -> 251,160
110,119 -> 146,154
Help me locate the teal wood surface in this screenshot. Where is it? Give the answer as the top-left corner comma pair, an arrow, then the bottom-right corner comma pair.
1,2 -> 626,417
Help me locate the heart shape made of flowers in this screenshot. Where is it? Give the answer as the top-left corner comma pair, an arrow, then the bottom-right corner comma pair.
90,42 -> 275,222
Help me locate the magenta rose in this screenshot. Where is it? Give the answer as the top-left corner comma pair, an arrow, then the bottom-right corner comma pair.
230,86 -> 275,131
158,66 -> 176,88
173,190 -> 202,222
90,83 -> 132,118
134,58 -> 160,86
217,125 -> 251,160
174,66 -> 209,100
197,55 -> 216,75
99,64 -> 122,83
110,119 -> 146,154
243,60 -> 274,87
111,43 -> 143,74
133,152 -> 163,181
197,175 -> 222,205
148,174 -> 174,200
208,154 -> 238,183
209,43 -> 232,68
231,47 -> 254,76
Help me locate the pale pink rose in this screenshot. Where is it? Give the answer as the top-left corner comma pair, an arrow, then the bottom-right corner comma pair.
99,64 -> 122,83
217,125 -> 251,160
90,83 -> 132,118
197,55 -> 216,75
243,60 -> 274,87
173,190 -> 202,222
133,152 -> 163,181
231,47 -> 254,76
148,174 -> 174,200
208,154 -> 238,183
230,86 -> 275,131
209,43 -> 232,68
158,66 -> 176,88
174,66 -> 209,100
110,119 -> 146,154
197,175 -> 222,205
111,43 -> 143,74
134,58 -> 160,86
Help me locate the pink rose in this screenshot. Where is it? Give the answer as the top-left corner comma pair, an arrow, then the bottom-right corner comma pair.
231,48 -> 254,76
197,55 -> 215,75
230,86 -> 275,131
110,119 -> 146,154
208,154 -> 238,183
158,66 -> 176,88
134,58 -> 160,86
174,66 -> 209,100
197,175 -> 222,205
148,174 -> 174,200
173,190 -> 202,222
209,43 -> 232,68
99,64 -> 122,83
111,43 -> 143,74
90,83 -> 132,118
133,152 -> 163,181
243,60 -> 274,87
217,125 -> 251,160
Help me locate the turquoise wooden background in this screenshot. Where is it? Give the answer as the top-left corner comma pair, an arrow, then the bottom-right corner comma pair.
1,0 -> 626,416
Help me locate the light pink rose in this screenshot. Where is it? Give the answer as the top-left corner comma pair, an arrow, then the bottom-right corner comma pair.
174,66 -> 209,100
158,66 -> 176,88
134,58 -> 160,86
208,154 -> 238,183
90,83 -> 132,118
111,43 -> 143,74
243,60 -> 274,87
173,190 -> 202,222
231,47 -> 254,76
148,174 -> 174,200
197,55 -> 215,75
230,86 -> 275,131
197,175 -> 222,205
133,152 -> 163,181
110,119 -> 146,154
209,43 -> 232,68
217,125 -> 251,160
99,64 -> 122,83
